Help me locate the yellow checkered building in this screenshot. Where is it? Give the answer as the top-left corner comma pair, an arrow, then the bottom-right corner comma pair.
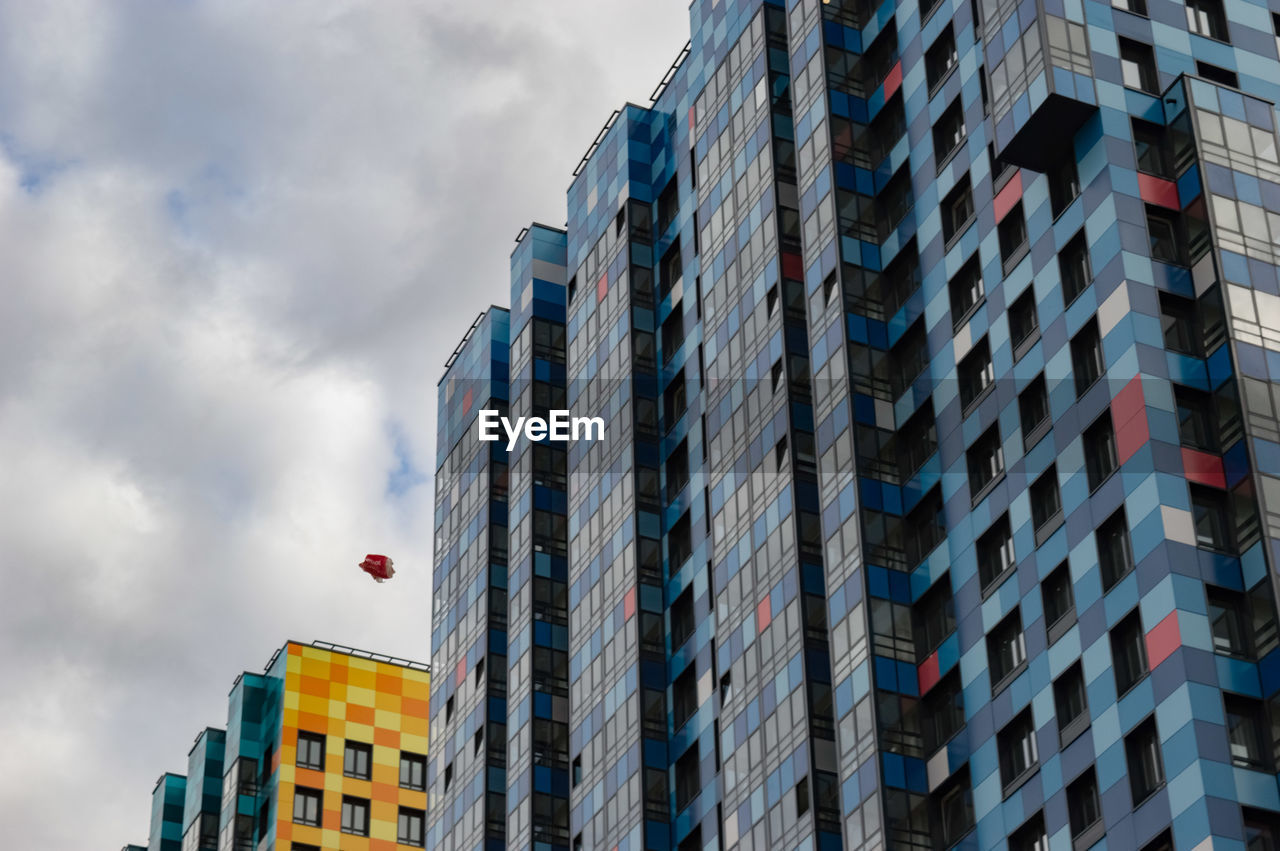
124,640 -> 429,851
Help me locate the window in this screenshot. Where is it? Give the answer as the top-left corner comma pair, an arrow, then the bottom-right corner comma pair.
1060,230 -> 1092,305
1147,206 -> 1183,264
343,741 -> 371,780
1097,509 -> 1133,591
1126,717 -> 1165,804
1208,586 -> 1251,657
1009,287 -> 1039,358
999,203 -> 1029,267
661,308 -> 684,363
1031,467 -> 1063,543
934,769 -> 974,845
959,338 -> 994,412
1071,319 -> 1104,397
1175,385 -> 1217,451
665,369 -> 687,423
296,731 -> 324,771
1113,0 -> 1147,15
1055,662 -> 1090,746
660,238 -> 682,298
666,439 -> 690,502
675,744 -> 700,811
1160,293 -> 1200,355
341,796 -> 370,836
398,807 -> 426,847
941,177 -> 975,244
967,426 -> 1005,501
399,752 -> 426,790
934,100 -> 967,166
1050,158 -> 1081,218
1010,813 -> 1049,851
978,515 -> 1016,592
673,665 -> 698,729
905,484 -> 946,565
1133,119 -> 1170,176
1225,695 -> 1270,769
988,609 -> 1027,691
1275,13 -> 1280,59
1067,770 -> 1103,849
1186,0 -> 1228,41
1245,809 -> 1280,851
293,787 -> 322,827
1112,610 -> 1149,695
1043,562 -> 1076,643
1141,832 -> 1174,851
1120,38 -> 1159,93
1019,375 -> 1051,449
914,575 -> 956,657
949,254 -> 984,328
998,709 -> 1040,792
1084,412 -> 1118,492
671,585 -> 695,649
926,25 -> 959,92
923,671 -> 966,752
1191,484 -> 1232,551
445,695 -> 454,724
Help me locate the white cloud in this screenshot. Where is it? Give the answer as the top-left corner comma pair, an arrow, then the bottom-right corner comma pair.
0,0 -> 688,846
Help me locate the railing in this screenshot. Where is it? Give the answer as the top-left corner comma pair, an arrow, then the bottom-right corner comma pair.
443,312 -> 486,373
572,110 -> 622,178
309,640 -> 430,672
650,41 -> 692,104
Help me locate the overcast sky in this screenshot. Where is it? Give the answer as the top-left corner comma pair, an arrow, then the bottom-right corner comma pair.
0,1 -> 689,846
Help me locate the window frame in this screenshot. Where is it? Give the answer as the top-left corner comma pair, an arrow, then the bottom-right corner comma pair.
1055,662 -> 1090,747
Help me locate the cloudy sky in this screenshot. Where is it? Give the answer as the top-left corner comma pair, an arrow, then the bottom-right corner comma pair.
0,1 -> 688,845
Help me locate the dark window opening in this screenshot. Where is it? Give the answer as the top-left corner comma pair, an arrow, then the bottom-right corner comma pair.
1120,38 -> 1159,93
1055,662 -> 1090,746
1050,157 -> 1081,218
978,514 -> 1016,592
1126,717 -> 1165,804
1071,319 -> 1104,397
926,24 -> 959,92
1019,374 -> 1051,450
967,426 -> 1005,502
988,608 -> 1027,691
1187,0 -> 1229,41
949,254 -> 984,329
1098,508 -> 1133,591
1010,286 -> 1040,359
941,177 -> 975,244
999,203 -> 1029,268
1043,561 -> 1076,643
959,337 -> 994,413
998,709 -> 1040,792
1030,466 -> 1064,543
1112,610 -> 1149,695
1060,230 -> 1092,306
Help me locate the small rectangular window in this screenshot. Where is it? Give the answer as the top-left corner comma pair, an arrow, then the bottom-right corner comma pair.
1049,157 -> 1081,218
1120,38 -> 1159,93
397,807 -> 426,847
1059,230 -> 1092,305
1225,695 -> 1271,770
926,24 -> 959,92
941,177 -> 975,244
1147,206 -> 1184,264
1174,385 -> 1217,451
1112,610 -> 1149,695
914,574 -> 956,658
341,796 -> 370,836
399,752 -> 426,790
1067,770 -> 1103,845
998,709 -> 1040,792
1097,508 -> 1133,590
296,731 -> 325,771
1186,0 -> 1229,41
967,426 -> 1005,502
1133,119 -> 1171,176
1071,319 -> 1104,397
1010,813 -> 1049,851
343,741 -> 371,780
1043,561 -> 1076,643
1019,375 -> 1051,449
1009,287 -> 1039,358
1113,0 -> 1148,15
1030,467 -> 1063,543
949,254 -> 984,329
1084,412 -> 1118,492
1055,662 -> 1089,746
1207,586 -> 1252,658
931,99 -> 966,165
923,671 -> 966,752
999,203 -> 1029,268
1191,484 -> 1233,552
1160,293 -> 1201,355
293,787 -> 323,827
959,338 -> 995,412
989,609 -> 1027,691
1126,717 -> 1166,804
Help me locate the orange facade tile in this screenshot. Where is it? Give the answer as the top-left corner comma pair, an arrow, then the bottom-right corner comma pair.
373,727 -> 401,748
347,703 -> 376,725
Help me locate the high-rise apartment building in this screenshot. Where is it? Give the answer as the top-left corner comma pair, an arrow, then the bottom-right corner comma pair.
431,1 -> 1280,850
122,641 -> 430,851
